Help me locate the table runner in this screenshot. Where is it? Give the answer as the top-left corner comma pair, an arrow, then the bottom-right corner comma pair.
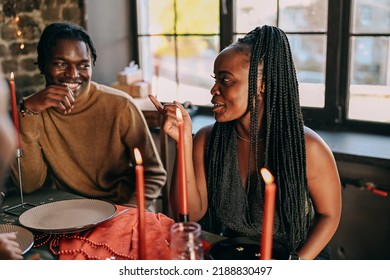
50,205 -> 174,260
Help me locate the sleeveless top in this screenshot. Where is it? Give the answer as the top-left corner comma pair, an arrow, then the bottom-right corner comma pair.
201,121 -> 321,247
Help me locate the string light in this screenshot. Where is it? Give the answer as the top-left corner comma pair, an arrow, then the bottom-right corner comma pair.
10,14 -> 25,51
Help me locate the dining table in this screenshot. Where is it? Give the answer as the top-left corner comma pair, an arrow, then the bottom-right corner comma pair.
0,187 -> 227,260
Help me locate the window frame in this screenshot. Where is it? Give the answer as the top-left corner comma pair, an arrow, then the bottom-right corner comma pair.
131,0 -> 390,136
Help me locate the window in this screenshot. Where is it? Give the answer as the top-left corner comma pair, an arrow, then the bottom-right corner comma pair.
134,0 -> 390,135
136,0 -> 219,105
348,0 -> 390,123
234,0 -> 328,108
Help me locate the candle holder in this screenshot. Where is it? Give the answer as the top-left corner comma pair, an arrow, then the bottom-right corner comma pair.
170,222 -> 203,260
179,213 -> 189,222
6,72 -> 35,215
4,148 -> 35,216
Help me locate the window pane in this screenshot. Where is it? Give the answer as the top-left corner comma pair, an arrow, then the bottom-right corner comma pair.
138,0 -> 219,35
235,33 -> 326,107
234,1 -> 327,108
235,0 -> 277,33
137,0 -> 175,34
176,37 -> 218,105
288,34 -> 326,107
279,0 -> 328,32
348,37 -> 390,122
140,36 -> 219,105
352,0 -> 390,34
138,36 -> 176,94
351,37 -> 389,85
176,0 -> 219,34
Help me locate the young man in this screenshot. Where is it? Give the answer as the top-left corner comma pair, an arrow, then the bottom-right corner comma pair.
12,22 -> 166,209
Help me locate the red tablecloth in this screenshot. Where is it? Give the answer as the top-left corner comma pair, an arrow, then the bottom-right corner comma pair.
50,205 -> 174,260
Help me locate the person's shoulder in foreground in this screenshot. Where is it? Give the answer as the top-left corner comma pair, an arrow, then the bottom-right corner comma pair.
0,72 -> 40,260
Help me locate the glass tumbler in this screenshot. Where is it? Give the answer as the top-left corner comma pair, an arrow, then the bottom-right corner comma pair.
170,222 -> 204,260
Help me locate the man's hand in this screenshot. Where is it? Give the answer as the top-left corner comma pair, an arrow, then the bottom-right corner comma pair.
23,85 -> 75,115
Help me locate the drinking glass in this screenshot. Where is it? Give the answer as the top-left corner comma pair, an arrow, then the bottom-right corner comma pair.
170,222 -> 203,260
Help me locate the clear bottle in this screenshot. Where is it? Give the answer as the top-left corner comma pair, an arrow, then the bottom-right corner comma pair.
170,222 -> 204,260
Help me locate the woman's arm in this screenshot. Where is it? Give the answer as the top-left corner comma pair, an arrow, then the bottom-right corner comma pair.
165,107 -> 210,221
186,125 -> 211,221
297,127 -> 342,260
149,95 -> 209,221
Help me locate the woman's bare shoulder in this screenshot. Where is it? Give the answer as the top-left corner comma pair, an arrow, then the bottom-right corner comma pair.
193,124 -> 214,143
304,126 -> 334,159
304,126 -> 325,143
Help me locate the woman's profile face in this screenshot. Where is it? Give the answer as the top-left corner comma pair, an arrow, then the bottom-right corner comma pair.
210,47 -> 250,123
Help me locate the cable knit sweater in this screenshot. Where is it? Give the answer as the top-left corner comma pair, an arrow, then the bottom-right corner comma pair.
12,82 -> 166,207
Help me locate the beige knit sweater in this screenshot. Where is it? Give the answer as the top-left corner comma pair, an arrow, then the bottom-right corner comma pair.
12,82 -> 166,207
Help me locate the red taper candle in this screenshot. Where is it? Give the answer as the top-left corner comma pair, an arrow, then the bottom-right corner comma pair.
176,107 -> 189,221
9,72 -> 21,148
134,148 -> 146,260
260,168 -> 277,260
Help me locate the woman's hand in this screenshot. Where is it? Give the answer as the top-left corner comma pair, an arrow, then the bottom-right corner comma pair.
148,95 -> 193,143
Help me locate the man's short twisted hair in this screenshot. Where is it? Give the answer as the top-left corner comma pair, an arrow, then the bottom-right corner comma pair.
36,22 -> 97,73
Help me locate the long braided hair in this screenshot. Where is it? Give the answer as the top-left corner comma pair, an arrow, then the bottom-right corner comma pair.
242,25 -> 311,250
205,25 -> 312,252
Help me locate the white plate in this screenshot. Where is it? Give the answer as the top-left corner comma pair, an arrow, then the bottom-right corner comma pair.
18,199 -> 117,234
0,224 -> 34,254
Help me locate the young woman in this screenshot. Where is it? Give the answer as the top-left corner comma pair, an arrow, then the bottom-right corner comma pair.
150,25 -> 341,260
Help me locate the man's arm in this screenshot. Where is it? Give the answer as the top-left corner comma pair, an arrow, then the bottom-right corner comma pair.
11,112 -> 47,193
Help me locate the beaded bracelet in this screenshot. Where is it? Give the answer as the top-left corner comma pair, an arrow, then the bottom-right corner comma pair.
19,98 -> 38,117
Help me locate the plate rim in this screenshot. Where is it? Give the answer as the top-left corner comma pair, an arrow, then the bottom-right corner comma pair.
0,224 -> 34,255
18,198 -> 117,234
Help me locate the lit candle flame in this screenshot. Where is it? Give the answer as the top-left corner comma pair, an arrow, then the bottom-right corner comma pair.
176,107 -> 183,122
10,72 -> 14,81
260,168 -> 274,184
134,148 -> 143,165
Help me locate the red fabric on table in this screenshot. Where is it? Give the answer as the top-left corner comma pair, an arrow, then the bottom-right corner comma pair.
56,205 -> 174,260
201,240 -> 212,260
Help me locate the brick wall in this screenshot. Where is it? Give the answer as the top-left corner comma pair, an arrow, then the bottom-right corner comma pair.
0,0 -> 85,99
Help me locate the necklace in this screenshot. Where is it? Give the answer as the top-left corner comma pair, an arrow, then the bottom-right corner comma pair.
235,131 -> 250,142
234,128 -> 263,142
